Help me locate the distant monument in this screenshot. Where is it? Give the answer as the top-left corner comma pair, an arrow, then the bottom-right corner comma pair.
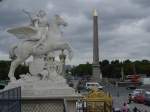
92,9 -> 102,82
4,10 -> 79,112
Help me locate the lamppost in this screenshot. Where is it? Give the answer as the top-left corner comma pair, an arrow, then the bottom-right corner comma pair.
121,61 -> 124,81
59,49 -> 66,76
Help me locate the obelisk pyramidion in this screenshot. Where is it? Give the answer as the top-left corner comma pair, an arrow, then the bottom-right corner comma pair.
92,9 -> 102,82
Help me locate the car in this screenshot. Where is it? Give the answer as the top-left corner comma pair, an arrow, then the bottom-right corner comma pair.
85,82 -> 103,90
113,108 -> 121,112
126,85 -> 137,89
144,91 -> 150,106
131,89 -> 145,97
133,89 -> 145,93
131,89 -> 145,101
133,93 -> 145,103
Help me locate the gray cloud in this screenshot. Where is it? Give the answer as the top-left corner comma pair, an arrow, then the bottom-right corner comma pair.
131,0 -> 150,8
1,0 -> 150,65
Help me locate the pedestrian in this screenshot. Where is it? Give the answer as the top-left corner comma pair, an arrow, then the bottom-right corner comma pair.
132,107 -> 140,112
112,107 -> 115,112
128,93 -> 132,104
126,103 -> 130,112
121,102 -> 129,112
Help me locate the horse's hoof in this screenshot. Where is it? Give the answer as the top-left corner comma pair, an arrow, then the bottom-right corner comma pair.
10,77 -> 17,82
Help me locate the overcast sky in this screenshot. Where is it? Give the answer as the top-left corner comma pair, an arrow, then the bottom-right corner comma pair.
1,0 -> 150,65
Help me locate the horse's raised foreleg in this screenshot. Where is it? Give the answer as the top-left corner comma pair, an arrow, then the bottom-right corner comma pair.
57,43 -> 73,60
8,58 -> 23,82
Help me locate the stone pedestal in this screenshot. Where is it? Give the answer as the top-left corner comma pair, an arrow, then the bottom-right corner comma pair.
92,64 -> 102,82
5,80 -> 81,112
22,96 -> 79,112
5,80 -> 78,96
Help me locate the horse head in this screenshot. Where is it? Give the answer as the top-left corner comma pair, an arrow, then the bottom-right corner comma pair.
54,15 -> 68,27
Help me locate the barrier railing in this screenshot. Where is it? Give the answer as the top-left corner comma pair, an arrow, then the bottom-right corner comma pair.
0,87 -> 21,112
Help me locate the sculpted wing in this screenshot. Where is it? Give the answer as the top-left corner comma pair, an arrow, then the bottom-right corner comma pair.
7,27 -> 37,39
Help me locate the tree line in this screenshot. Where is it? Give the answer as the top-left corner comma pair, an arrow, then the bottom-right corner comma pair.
1,59 -> 150,80
0,61 -> 29,80
69,59 -> 150,78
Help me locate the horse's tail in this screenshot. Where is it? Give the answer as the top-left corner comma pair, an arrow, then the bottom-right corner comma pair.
9,45 -> 17,60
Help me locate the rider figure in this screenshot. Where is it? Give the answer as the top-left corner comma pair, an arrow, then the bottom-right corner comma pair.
23,10 -> 49,50
22,9 -> 39,28
35,10 -> 49,49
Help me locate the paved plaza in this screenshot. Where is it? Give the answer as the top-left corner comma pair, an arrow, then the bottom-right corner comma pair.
103,83 -> 150,111
113,96 -> 150,111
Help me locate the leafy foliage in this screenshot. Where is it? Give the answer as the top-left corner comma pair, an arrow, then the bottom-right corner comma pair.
70,62 -> 92,76
1,59 -> 150,80
69,59 -> 150,78
0,60 -> 29,80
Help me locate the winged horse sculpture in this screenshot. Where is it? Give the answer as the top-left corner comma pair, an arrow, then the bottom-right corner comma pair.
7,11 -> 73,82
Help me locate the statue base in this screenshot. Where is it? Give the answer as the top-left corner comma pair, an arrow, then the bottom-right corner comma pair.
21,95 -> 80,112
5,80 -> 81,112
5,80 -> 77,97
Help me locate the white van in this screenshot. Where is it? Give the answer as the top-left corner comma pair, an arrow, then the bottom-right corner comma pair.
85,82 -> 103,90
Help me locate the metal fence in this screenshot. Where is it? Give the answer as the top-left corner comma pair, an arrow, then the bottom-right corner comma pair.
22,98 -> 68,112
76,100 -> 112,112
0,87 -> 21,112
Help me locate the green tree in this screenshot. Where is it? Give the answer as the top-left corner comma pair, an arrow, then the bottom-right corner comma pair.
71,62 -> 92,76
0,61 -> 29,80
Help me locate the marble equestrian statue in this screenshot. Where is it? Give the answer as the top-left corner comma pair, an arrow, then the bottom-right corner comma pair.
7,10 -> 73,82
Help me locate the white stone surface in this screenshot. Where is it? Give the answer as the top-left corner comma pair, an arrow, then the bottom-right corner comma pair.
5,10 -> 78,99
5,80 -> 77,97
29,57 -> 45,75
4,10 -> 81,112
7,10 -> 73,82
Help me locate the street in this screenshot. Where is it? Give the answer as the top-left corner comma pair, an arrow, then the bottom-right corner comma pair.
103,83 -> 150,111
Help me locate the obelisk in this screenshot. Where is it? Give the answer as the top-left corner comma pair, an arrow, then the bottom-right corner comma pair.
92,9 -> 102,82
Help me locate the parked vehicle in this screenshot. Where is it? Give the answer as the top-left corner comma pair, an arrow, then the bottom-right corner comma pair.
126,84 -> 137,89
113,107 -> 121,112
85,82 -> 103,90
131,89 -> 145,97
133,92 -> 145,103
144,91 -> 150,106
131,89 -> 145,102
134,89 -> 145,93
